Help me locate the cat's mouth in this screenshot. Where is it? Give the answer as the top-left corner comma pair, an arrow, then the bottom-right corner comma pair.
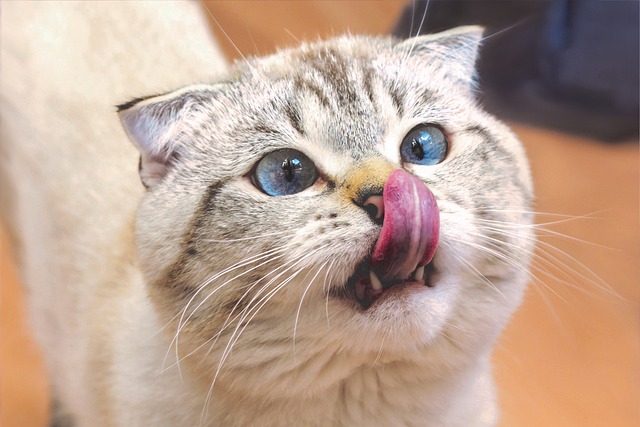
334,169 -> 440,310
342,258 -> 437,310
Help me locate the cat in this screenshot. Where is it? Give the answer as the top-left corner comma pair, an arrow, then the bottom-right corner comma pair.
1,2 -> 534,426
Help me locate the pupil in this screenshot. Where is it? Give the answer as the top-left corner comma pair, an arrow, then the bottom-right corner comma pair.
281,157 -> 302,182
411,139 -> 424,160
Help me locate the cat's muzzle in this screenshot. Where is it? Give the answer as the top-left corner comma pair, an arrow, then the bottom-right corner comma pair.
343,169 -> 440,310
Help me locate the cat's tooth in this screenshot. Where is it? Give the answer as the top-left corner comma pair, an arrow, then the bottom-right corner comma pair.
414,266 -> 425,282
369,270 -> 383,291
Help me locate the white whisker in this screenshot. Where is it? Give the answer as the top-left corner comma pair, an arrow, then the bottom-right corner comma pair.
473,220 -> 619,298
402,0 -> 430,66
293,260 -> 329,356
449,250 -> 506,300
200,2 -> 267,85
371,331 -> 387,368
202,245 -> 331,417
435,21 -> 526,65
283,28 -> 300,44
166,247 -> 286,374
323,259 -> 336,329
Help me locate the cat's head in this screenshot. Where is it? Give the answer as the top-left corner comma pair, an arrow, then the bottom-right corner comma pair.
118,26 -> 534,396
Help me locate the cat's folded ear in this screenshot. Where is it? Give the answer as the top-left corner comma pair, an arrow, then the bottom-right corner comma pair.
395,25 -> 484,88
117,84 -> 220,189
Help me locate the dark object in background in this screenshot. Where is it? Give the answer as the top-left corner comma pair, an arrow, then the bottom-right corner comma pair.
394,0 -> 639,142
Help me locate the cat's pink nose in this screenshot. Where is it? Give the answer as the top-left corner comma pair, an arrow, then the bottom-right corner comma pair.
370,169 -> 439,280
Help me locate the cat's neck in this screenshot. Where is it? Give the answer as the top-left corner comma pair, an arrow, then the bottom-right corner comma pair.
209,354 -> 496,427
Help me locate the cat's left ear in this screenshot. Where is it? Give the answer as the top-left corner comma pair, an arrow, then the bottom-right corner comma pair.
394,25 -> 484,86
117,85 -> 219,189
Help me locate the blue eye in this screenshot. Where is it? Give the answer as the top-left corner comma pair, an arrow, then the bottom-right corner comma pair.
253,149 -> 318,196
400,124 -> 448,165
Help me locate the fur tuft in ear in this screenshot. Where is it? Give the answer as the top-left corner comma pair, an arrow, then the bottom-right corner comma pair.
395,25 -> 484,87
117,85 -> 217,189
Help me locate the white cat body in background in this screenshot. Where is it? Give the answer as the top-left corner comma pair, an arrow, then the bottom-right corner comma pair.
1,2 -> 534,426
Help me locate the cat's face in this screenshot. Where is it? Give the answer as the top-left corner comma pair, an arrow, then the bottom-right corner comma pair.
119,27 -> 534,396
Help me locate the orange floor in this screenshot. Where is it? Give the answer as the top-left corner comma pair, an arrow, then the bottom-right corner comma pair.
2,2 -> 639,426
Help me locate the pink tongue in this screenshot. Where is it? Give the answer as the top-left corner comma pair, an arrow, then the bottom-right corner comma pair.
370,169 -> 439,280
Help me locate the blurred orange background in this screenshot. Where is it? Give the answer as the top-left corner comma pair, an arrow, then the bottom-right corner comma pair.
1,2 -> 638,426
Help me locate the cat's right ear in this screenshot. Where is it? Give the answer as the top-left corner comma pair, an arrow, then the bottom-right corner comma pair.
394,26 -> 484,89
117,85 -> 218,189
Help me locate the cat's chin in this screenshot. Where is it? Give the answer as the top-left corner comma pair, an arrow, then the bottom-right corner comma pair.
326,268 -> 456,354
321,255 -> 458,350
